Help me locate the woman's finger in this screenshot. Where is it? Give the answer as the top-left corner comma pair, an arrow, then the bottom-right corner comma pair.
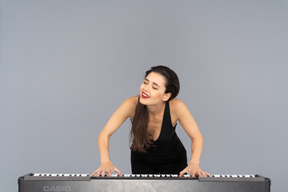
114,168 -> 122,176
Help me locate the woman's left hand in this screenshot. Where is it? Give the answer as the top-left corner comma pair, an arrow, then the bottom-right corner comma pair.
179,162 -> 210,177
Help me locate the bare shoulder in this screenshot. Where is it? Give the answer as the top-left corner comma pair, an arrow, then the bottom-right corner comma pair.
169,98 -> 190,118
120,95 -> 138,118
170,98 -> 186,109
124,95 -> 138,106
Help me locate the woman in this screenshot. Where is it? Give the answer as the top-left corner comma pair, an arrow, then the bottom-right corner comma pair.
91,65 -> 209,177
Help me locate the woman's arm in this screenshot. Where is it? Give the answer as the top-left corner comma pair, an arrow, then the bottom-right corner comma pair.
171,99 -> 209,177
91,96 -> 137,177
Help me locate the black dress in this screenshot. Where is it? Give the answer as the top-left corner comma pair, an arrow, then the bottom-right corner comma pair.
131,101 -> 187,174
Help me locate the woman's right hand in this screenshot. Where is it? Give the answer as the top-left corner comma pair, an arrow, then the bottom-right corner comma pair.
91,161 -> 122,177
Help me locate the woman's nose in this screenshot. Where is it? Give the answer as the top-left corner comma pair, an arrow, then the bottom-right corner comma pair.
144,84 -> 150,92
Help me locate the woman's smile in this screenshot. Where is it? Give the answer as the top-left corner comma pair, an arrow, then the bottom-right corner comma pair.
141,92 -> 150,99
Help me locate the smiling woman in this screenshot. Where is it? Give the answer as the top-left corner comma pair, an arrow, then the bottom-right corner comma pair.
131,67 -> 180,153
91,65 -> 209,177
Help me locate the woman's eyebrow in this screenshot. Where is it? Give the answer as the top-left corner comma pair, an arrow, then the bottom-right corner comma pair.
153,82 -> 160,88
144,78 -> 160,88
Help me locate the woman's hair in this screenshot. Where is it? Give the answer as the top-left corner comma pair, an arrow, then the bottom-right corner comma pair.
130,65 -> 180,153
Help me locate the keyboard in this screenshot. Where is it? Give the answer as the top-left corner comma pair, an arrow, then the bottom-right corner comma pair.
18,173 -> 271,192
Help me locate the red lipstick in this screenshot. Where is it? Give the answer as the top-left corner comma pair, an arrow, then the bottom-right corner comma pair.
141,92 -> 150,99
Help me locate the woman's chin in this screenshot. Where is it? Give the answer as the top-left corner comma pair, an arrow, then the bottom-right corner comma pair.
139,98 -> 149,105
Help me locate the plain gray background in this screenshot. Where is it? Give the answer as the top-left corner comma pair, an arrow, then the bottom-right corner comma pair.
0,0 -> 287,191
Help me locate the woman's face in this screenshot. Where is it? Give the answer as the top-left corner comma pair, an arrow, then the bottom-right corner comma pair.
139,72 -> 171,106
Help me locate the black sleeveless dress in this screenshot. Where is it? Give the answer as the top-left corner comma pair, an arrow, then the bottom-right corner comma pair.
131,101 -> 187,174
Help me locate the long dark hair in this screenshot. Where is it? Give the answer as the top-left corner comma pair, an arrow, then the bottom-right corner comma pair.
130,65 -> 180,152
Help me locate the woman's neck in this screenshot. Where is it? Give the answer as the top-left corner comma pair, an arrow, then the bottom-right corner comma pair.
147,101 -> 166,116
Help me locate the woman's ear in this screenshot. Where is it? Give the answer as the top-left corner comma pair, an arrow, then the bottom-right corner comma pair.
163,92 -> 172,101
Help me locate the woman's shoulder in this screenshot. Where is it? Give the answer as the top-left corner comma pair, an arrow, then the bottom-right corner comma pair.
121,95 -> 138,111
169,98 -> 185,108
169,98 -> 189,116
122,95 -> 138,119
124,95 -> 139,105
115,96 -> 138,120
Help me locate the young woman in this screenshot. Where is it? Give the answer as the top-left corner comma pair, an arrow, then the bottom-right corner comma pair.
91,66 -> 209,177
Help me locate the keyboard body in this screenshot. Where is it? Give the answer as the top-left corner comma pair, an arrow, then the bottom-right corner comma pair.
18,173 -> 271,192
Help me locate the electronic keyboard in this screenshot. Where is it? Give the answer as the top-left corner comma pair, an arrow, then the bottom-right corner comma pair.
18,173 -> 271,192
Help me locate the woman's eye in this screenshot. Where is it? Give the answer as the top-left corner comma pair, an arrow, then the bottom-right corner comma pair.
152,87 -> 158,90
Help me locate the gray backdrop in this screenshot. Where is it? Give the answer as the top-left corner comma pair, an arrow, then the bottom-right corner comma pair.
1,0 -> 287,192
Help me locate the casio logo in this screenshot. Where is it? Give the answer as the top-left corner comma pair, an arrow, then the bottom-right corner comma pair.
43,186 -> 71,192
